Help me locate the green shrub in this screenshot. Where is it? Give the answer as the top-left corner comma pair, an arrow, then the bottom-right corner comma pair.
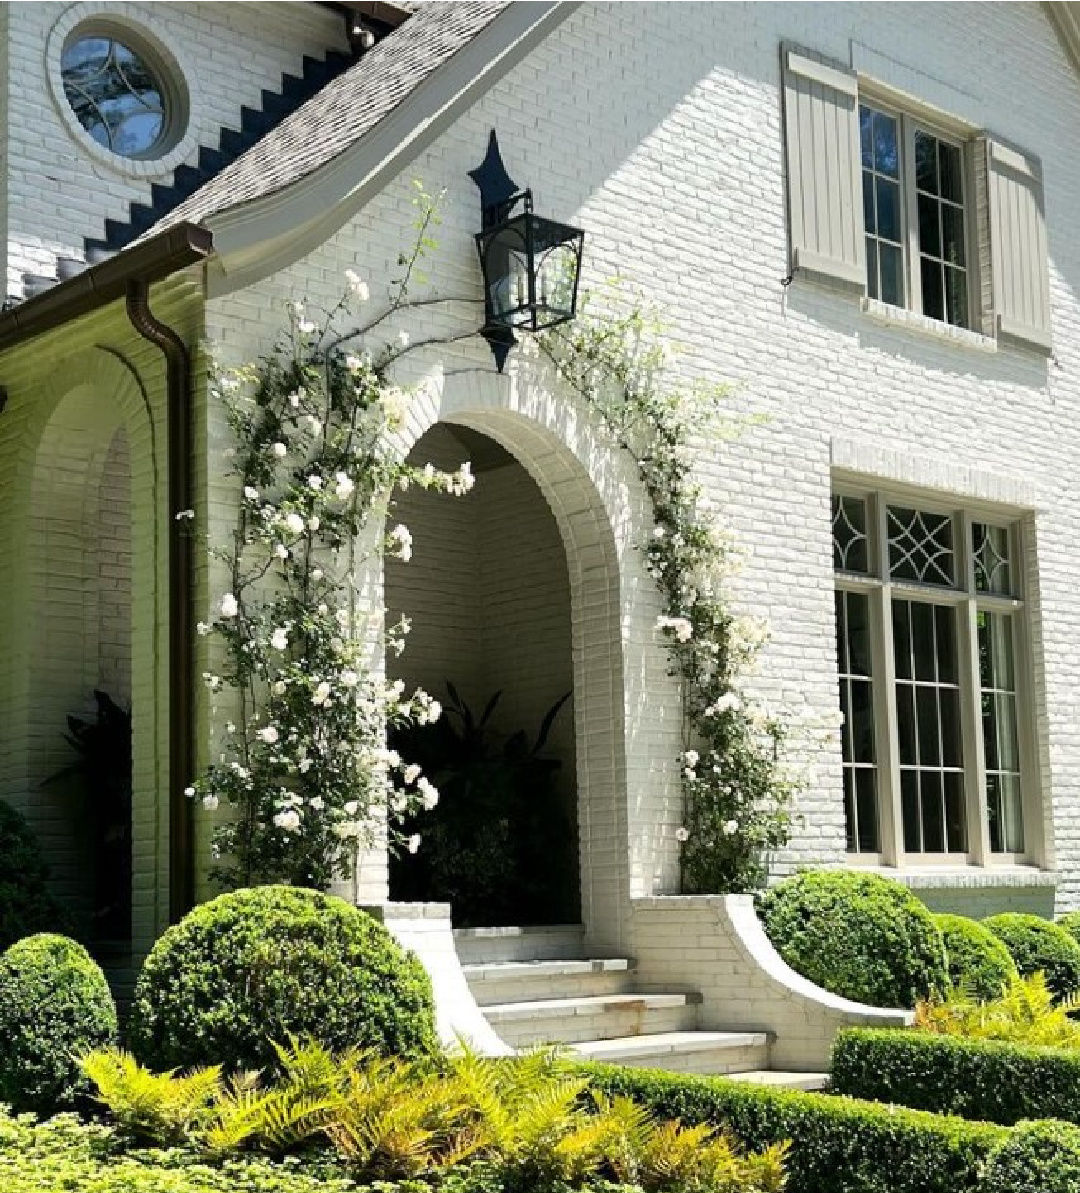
0,800 -> 72,951
982,913 -> 1080,1000
1056,908 -> 1080,947
831,1027 -> 1080,1127
935,913 -> 1017,1001
977,1120 -> 1080,1193
0,933 -> 118,1113
127,885 -> 436,1074
583,1061 -> 1003,1193
758,870 -> 947,1008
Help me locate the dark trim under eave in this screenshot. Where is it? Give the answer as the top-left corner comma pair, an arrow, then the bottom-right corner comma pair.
0,222 -> 214,927
0,223 -> 213,352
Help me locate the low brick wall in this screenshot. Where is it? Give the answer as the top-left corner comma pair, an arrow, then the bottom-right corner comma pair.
630,895 -> 913,1071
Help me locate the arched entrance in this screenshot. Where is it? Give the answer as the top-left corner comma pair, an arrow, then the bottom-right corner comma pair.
385,423 -> 580,926
0,347 -> 169,969
368,368 -> 685,953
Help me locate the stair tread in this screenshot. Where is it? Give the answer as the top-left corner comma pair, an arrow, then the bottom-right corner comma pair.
572,1031 -> 771,1058
464,958 -> 633,981
726,1070 -> 828,1090
484,991 -> 699,1020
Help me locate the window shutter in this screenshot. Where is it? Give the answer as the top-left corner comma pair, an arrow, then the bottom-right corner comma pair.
781,43 -> 865,291
981,136 -> 1052,354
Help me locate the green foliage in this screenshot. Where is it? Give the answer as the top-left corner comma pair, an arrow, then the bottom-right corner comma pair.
390,685 -> 577,926
127,886 -> 436,1073
982,913 -> 1080,1000
758,870 -> 948,1008
0,933 -> 117,1113
583,1061 -> 1004,1193
82,1048 -> 224,1143
540,295 -> 793,893
913,971 -> 1080,1046
976,1120 -> 1080,1193
85,1042 -> 786,1191
934,914 -> 1017,1002
1056,908 -> 1080,948
831,1026 -> 1080,1126
0,1107 -> 365,1193
0,800 -> 72,951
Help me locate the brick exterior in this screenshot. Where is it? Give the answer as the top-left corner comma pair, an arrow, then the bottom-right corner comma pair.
1,1 -> 344,295
4,3 -> 1080,958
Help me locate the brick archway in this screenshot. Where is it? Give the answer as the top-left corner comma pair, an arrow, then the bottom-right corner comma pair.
380,368 -> 685,952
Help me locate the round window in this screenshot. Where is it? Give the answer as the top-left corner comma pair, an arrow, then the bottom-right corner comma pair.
61,32 -> 170,159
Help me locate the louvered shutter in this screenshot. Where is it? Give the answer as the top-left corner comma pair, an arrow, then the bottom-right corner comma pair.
981,136 -> 1052,354
781,44 -> 866,291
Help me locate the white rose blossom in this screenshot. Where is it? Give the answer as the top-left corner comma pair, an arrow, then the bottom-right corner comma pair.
273,809 -> 302,833
270,628 -> 289,651
406,833 -> 421,854
418,777 -> 439,811
202,793 -> 219,812
219,593 -> 239,619
272,441 -> 287,458
675,826 -> 690,842
284,512 -> 305,536
256,725 -> 279,744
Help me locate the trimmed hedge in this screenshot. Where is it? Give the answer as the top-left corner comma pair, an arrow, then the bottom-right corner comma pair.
935,913 -> 1017,1001
758,870 -> 947,1008
831,1027 -> 1080,1127
983,913 -> 1080,1000
0,801 -> 72,952
977,1120 -> 1080,1193
582,1061 -> 1004,1193
128,885 -> 436,1073
0,933 -> 118,1113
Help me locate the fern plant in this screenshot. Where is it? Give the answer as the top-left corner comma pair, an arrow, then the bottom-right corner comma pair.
914,971 -> 1080,1047
81,1048 -> 222,1143
203,1038 -> 348,1154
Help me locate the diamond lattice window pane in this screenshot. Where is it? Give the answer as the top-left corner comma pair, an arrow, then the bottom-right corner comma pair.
832,495 -> 870,573
887,505 -> 955,585
973,522 -> 1012,595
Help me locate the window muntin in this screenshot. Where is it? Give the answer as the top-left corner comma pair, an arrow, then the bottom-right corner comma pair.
832,492 -> 1031,862
61,33 -> 167,158
859,103 -> 972,329
837,589 -> 880,853
861,107 -> 904,307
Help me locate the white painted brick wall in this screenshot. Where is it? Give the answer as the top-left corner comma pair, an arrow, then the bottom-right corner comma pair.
203,2 -> 1080,923
3,1 -> 344,294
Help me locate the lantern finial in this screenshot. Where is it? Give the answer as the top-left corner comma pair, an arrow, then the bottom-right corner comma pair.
469,130 -> 520,227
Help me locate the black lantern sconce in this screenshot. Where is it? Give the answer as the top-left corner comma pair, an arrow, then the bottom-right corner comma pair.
470,130 -> 585,371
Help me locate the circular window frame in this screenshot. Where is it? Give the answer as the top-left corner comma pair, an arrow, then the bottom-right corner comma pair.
47,7 -> 195,179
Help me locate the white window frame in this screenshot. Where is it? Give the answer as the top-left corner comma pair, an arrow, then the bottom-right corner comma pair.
833,484 -> 1042,870
859,93 -> 979,332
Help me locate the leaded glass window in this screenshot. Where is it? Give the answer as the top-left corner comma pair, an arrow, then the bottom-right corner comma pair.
832,495 -> 870,573
833,487 -> 1034,866
973,522 -> 1013,596
887,505 -> 955,585
62,34 -> 167,158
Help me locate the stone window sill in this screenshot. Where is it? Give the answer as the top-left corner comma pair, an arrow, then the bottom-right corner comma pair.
861,298 -> 999,354
848,863 -> 1056,891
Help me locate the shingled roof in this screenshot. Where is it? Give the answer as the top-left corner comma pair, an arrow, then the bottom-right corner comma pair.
153,1 -> 508,234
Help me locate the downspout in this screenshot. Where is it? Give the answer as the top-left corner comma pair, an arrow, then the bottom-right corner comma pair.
126,279 -> 195,923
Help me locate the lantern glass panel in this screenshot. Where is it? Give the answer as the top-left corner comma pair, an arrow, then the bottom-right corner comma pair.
480,218 -> 533,329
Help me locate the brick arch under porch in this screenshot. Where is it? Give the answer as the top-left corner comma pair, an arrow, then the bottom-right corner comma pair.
362,366 -> 685,955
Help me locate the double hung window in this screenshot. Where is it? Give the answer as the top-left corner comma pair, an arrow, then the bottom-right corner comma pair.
833,490 -> 1033,865
781,43 -> 1052,355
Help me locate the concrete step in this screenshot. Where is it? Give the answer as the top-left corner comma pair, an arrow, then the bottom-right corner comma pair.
464,958 -> 635,1006
453,924 -> 586,965
484,991 -> 700,1046
572,1030 -> 771,1075
726,1070 -> 829,1091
